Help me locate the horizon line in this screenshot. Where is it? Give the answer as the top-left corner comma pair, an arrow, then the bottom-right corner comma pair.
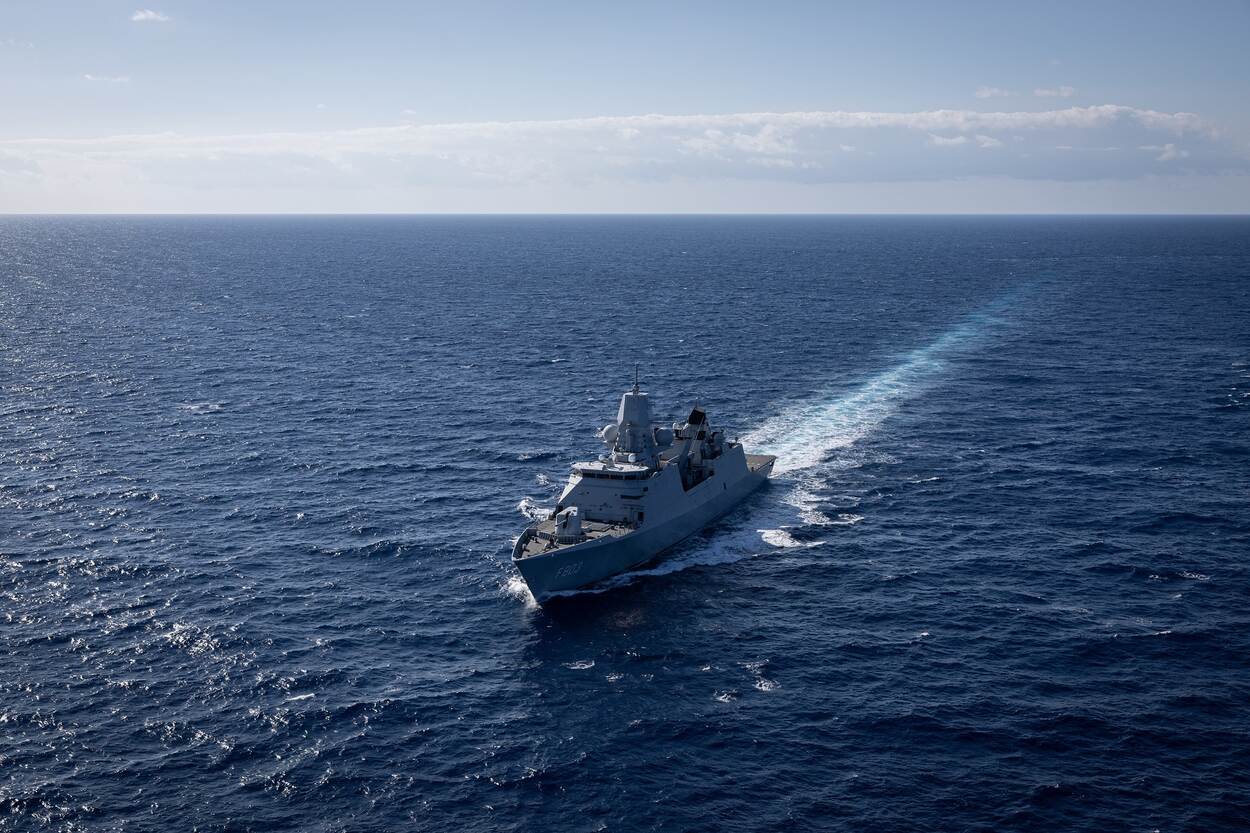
2,211 -> 1249,218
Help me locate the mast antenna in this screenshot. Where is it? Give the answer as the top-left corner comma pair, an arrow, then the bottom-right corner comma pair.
633,363 -> 640,393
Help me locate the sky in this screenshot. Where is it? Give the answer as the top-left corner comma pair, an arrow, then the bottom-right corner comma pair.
1,1 -> 1248,213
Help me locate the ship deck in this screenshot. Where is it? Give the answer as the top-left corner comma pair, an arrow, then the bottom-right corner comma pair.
746,453 -> 776,472
515,517 -> 633,559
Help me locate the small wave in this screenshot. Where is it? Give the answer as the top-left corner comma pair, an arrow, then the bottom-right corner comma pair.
744,660 -> 779,692
785,477 -> 838,525
161,621 -> 221,657
178,401 -> 225,415
308,539 -> 419,560
759,528 -> 804,548
1134,511 -> 1233,533
516,497 -> 552,521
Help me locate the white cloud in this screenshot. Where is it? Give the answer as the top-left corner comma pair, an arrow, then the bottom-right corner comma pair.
975,86 -> 1014,99
131,9 -> 171,23
1140,143 -> 1190,161
748,157 -> 798,169
83,74 -> 130,83
680,125 -> 795,158
2,37 -> 36,48
930,133 -> 1003,149
0,104 -> 1235,211
1035,86 -> 1076,98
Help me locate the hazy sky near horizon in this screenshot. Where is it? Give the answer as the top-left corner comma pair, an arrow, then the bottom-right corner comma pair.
2,1 -> 1248,213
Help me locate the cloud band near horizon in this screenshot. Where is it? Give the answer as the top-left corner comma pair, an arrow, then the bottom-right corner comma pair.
0,105 -> 1245,210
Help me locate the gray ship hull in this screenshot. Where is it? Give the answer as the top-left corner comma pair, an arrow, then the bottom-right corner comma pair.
512,455 -> 774,602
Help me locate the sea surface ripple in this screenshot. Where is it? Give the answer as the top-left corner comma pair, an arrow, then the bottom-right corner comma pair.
2,216 -> 1249,832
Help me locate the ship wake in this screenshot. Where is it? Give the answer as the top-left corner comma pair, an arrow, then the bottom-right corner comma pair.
741,320 -> 983,475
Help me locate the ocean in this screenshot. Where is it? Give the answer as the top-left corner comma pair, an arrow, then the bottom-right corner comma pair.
2,215 -> 1248,832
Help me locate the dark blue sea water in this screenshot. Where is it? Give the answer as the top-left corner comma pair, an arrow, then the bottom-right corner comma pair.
2,216 -> 1249,832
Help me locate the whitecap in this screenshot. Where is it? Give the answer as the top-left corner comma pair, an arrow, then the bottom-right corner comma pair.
759,528 -> 803,548
744,660 -> 780,691
784,478 -> 836,525
515,497 -> 552,521
178,401 -> 225,415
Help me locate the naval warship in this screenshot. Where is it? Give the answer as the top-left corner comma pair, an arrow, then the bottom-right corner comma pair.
511,378 -> 775,602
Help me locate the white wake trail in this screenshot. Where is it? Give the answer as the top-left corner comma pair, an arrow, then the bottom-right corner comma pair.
742,321 -> 977,475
